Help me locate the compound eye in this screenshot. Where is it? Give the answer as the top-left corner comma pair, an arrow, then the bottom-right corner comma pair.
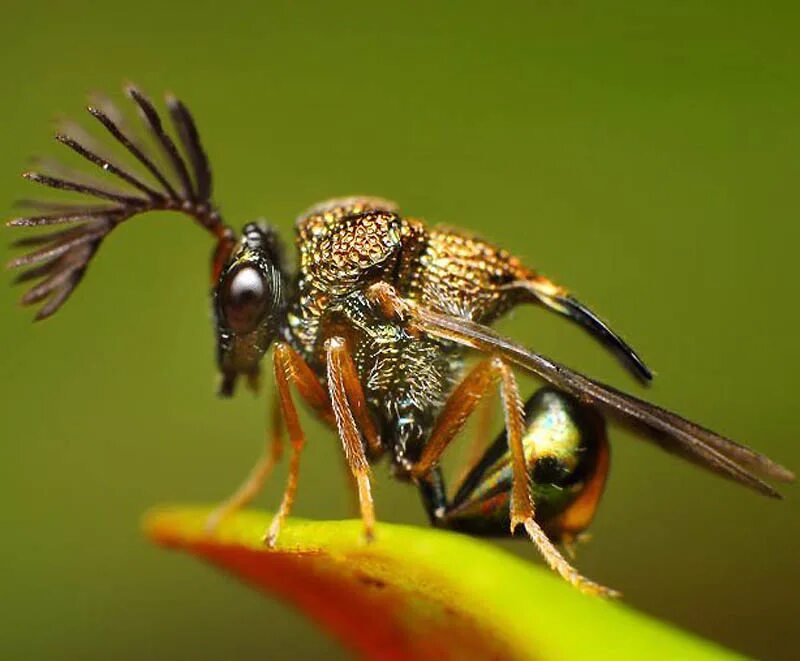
220,265 -> 269,333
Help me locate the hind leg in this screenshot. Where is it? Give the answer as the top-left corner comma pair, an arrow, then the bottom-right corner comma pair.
406,347 -> 616,597
369,282 -> 618,595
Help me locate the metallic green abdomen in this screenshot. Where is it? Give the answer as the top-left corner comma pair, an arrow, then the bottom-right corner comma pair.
442,388 -> 609,541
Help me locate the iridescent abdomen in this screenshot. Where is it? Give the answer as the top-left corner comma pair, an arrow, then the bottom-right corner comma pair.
442,388 -> 610,542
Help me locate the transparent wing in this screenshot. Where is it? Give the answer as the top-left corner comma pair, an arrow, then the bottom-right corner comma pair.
412,304 -> 794,497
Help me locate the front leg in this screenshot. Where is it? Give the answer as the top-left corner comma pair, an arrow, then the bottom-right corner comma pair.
324,336 -> 381,541
204,389 -> 285,534
206,342 -> 333,544
265,342 -> 333,546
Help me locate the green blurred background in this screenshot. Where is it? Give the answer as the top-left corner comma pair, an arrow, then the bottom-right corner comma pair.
1,1 -> 798,659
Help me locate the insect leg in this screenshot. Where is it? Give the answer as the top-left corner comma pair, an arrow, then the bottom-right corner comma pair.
328,334 -> 382,457
204,389 -> 284,534
406,352 -> 616,596
407,355 -> 531,529
417,467 -> 448,524
264,342 -> 333,547
410,358 -> 500,479
474,389 -> 497,456
495,359 -> 619,598
341,456 -> 362,518
452,388 -> 497,491
324,336 -> 380,541
409,359 -> 502,525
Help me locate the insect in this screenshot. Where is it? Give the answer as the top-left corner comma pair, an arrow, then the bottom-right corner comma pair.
7,86 -> 793,597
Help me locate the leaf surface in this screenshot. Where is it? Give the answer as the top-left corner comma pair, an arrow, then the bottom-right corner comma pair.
144,506 -> 740,661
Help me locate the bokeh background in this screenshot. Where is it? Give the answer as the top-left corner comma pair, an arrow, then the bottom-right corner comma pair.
1,1 -> 798,659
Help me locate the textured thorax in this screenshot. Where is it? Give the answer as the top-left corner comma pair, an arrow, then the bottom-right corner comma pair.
287,197 -> 406,356
285,197 -> 533,464
406,227 -> 532,323
288,197 -> 531,345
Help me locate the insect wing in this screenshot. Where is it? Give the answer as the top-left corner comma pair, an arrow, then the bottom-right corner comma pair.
413,305 -> 794,497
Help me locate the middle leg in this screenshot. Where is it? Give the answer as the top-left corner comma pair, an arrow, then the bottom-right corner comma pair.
452,387 -> 497,493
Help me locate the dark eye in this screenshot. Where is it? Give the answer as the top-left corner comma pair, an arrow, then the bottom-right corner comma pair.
220,265 -> 269,333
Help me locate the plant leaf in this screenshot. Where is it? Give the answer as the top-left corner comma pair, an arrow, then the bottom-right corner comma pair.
144,506 -> 740,661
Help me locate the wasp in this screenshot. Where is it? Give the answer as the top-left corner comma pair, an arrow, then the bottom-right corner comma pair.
7,87 -> 793,597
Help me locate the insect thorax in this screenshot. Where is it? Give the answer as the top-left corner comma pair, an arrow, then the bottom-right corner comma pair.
286,197 -> 533,466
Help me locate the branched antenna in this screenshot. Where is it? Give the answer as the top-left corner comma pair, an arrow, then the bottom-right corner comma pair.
6,85 -> 233,320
